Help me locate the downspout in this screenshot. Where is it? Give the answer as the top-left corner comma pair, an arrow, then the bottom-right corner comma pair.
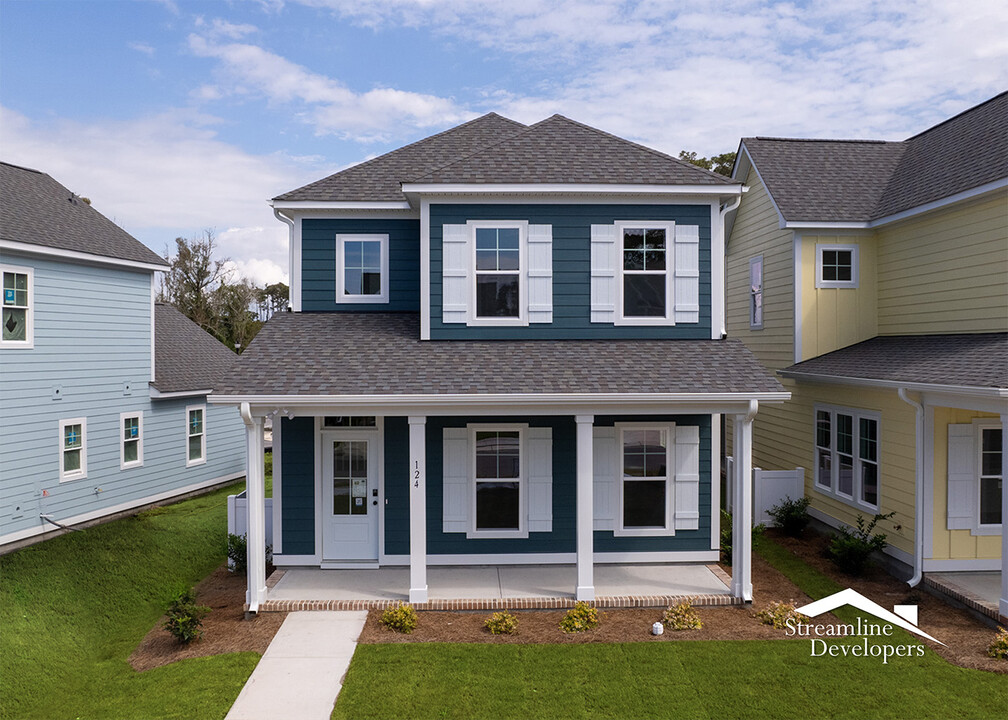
898,388 -> 924,588
273,208 -> 295,311
716,193 -> 744,339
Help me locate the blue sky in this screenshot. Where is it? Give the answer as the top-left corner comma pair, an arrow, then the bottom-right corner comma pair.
2,0 -> 1005,285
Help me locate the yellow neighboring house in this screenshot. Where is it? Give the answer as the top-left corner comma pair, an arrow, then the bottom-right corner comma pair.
724,92 -> 1007,622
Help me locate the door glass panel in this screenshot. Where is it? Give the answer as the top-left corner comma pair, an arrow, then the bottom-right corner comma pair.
333,440 -> 368,516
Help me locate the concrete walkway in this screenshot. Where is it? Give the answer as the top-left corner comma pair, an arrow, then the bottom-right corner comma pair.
225,611 -> 367,720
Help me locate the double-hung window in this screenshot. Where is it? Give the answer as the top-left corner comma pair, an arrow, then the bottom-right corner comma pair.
617,425 -> 674,536
186,405 -> 206,466
815,244 -> 859,288
814,405 -> 879,510
471,428 -> 524,537
336,234 -> 388,303
617,223 -> 673,324
121,412 -> 143,469
978,426 -> 1003,527
749,255 -> 763,329
1,264 -> 32,347
59,418 -> 87,481
473,224 -> 523,322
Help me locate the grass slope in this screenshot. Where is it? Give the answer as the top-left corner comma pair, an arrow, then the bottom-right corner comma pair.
0,483 -> 258,720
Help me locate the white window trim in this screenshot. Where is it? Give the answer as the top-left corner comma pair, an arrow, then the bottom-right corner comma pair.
749,255 -> 764,330
815,243 -> 859,289
186,404 -> 207,467
467,220 -> 528,327
58,417 -> 87,482
812,404 -> 880,511
467,423 -> 528,539
614,422 -> 676,537
614,221 -> 676,327
334,234 -> 390,304
1,263 -> 34,349
120,411 -> 144,470
974,420 -> 1003,534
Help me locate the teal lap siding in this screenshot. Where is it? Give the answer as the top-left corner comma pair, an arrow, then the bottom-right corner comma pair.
279,416 -> 316,555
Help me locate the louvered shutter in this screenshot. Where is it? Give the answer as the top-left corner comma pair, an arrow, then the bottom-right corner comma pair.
442,224 -> 469,323
592,426 -> 617,530
442,428 -> 468,533
947,424 -> 975,530
674,224 -> 699,324
527,225 -> 553,324
590,224 -> 617,323
526,427 -> 553,532
674,425 -> 701,530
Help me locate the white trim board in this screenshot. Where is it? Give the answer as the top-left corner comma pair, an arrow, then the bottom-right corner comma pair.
780,372 -> 1008,400
377,550 -> 721,566
0,471 -> 244,549
270,200 -> 413,211
402,183 -> 742,196
0,239 -> 168,272
923,559 -> 1002,572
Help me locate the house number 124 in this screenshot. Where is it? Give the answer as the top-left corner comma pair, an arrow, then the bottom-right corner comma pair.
414,460 -> 421,488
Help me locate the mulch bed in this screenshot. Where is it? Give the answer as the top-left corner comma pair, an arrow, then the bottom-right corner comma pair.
130,534 -> 1007,674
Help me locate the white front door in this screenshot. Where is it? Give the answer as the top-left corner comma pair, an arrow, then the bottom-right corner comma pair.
321,432 -> 379,561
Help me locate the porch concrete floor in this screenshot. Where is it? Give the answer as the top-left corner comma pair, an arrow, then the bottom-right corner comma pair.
926,571 -> 1002,619
268,563 -> 730,604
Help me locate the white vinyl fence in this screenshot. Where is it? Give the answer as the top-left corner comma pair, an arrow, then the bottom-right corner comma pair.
227,491 -> 273,568
725,457 -> 805,526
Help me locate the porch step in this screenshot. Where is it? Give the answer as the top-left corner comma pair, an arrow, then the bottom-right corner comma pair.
255,592 -> 742,613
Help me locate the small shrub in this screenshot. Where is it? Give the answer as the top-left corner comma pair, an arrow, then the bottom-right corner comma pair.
226,533 -> 273,573
484,611 -> 519,635
560,602 -> 599,633
828,512 -> 895,575
720,510 -> 765,565
755,601 -> 809,629
380,603 -> 418,634
988,627 -> 1008,660
662,600 -> 702,631
163,588 -> 210,644
767,496 -> 811,537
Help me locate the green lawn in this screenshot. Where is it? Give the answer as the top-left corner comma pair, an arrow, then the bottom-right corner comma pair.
334,536 -> 1008,720
0,481 -> 260,720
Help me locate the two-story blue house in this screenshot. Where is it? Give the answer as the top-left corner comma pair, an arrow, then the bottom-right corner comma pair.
0,161 -> 246,551
215,114 -> 787,612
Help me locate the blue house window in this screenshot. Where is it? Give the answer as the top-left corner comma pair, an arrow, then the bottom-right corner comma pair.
475,227 -> 521,319
470,427 -> 526,538
336,234 -> 389,304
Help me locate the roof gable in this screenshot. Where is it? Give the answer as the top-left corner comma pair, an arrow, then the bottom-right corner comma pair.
0,161 -> 167,267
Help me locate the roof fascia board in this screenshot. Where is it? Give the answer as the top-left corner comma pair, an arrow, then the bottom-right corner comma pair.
401,183 -> 742,196
733,143 -> 789,232
404,193 -> 738,207
0,239 -> 168,272
149,387 -> 213,399
783,221 -> 871,230
270,200 -> 413,210
920,390 -> 1008,415
779,369 -> 1007,398
867,177 -> 1008,228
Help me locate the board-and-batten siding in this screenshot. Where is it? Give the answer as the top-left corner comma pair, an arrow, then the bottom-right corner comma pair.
725,165 -> 795,372
0,252 -> 245,542
875,192 -> 1008,335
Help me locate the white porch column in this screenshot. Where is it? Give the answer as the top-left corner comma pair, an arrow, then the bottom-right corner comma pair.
240,403 -> 267,614
731,401 -> 757,602
1000,413 -> 1008,621
575,415 -> 594,601
408,416 -> 428,604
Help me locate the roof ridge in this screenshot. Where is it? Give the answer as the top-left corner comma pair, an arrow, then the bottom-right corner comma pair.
275,113 -> 526,200
746,136 -> 902,145
541,114 -> 737,183
404,117 -> 548,182
0,160 -> 45,174
903,91 -> 1008,141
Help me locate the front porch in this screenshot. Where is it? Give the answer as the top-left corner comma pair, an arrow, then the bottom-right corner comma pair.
259,562 -> 736,611
924,571 -> 1005,624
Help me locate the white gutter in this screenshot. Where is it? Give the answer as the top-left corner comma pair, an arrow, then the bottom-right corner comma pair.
779,370 -> 1008,399
270,200 -> 413,211
400,183 -> 743,196
898,387 -> 924,588
272,208 -> 298,312
0,239 -> 169,272
149,387 -> 213,399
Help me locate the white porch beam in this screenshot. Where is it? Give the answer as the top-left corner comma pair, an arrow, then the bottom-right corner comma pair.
408,416 -> 428,603
240,403 -> 267,614
575,415 -> 595,601
1000,413 -> 1007,621
731,401 -> 757,602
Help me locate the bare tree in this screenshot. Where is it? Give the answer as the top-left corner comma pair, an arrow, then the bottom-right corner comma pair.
159,229 -> 231,332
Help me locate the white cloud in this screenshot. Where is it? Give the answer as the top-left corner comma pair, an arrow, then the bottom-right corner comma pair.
0,106 -> 310,287
128,41 -> 155,56
188,25 -> 473,141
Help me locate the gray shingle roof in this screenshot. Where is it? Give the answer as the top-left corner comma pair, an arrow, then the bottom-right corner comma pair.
153,303 -> 238,393
780,334 -> 1008,390
215,312 -> 783,396
274,113 -> 527,202
410,115 -> 736,186
741,92 -> 1008,223
0,161 -> 168,266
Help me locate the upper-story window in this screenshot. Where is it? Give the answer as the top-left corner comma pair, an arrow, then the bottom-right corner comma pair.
1,264 -> 33,348
475,226 -> 521,319
749,255 -> 763,329
815,244 -> 859,289
621,226 -> 669,320
336,234 -> 389,303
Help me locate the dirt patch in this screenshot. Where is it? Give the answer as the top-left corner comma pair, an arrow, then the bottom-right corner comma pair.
129,565 -> 287,672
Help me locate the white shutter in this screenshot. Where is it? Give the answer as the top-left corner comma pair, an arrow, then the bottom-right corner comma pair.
442,428 -> 468,533
674,224 -> 700,324
947,424 -> 975,530
590,224 -> 617,323
674,425 -> 701,530
527,225 -> 553,324
592,427 -> 617,530
526,427 -> 553,532
442,224 -> 469,324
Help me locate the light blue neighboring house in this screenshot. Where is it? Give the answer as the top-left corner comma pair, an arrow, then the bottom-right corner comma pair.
0,161 -> 246,551
215,114 -> 788,612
